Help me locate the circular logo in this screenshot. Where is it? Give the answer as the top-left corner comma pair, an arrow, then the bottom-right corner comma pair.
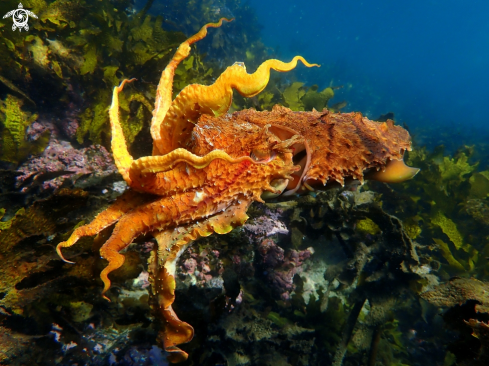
3,3 -> 38,32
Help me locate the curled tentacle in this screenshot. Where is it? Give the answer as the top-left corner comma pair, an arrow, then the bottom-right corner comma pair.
56,190 -> 150,264
150,199 -> 250,362
151,18 -> 233,155
96,197 -> 170,299
100,249 -> 126,301
95,192 -> 250,300
157,56 -> 319,155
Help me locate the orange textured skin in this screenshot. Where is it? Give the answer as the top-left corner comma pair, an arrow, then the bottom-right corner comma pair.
56,19 -> 415,363
226,106 -> 413,187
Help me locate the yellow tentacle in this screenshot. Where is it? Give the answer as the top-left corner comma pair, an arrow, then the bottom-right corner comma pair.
151,18 -> 232,155
131,148 -> 255,174
157,57 -> 319,155
232,56 -> 319,98
150,199 -> 250,362
109,78 -> 136,185
99,249 -> 125,301
56,190 -> 150,263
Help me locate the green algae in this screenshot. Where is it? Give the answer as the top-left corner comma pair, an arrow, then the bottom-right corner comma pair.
469,171 -> 489,198
356,217 -> 381,236
431,211 -> 466,251
0,94 -> 49,164
382,144 -> 489,277
438,153 -> 477,194
0,0 -> 189,148
76,90 -> 111,145
173,53 -> 216,95
403,218 -> 422,239
433,238 -> 466,271
267,311 -> 288,327
301,85 -> 334,111
0,207 -> 24,231
282,82 -> 335,111
283,82 -> 306,111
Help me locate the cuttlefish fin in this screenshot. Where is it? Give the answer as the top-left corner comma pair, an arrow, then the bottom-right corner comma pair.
366,158 -> 420,183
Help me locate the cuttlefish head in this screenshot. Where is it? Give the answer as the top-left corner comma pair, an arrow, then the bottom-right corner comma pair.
258,109 -> 419,199
189,115 -> 303,198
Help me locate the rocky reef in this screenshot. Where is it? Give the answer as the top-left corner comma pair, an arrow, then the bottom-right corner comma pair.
2,1 -> 489,366
3,142 -> 489,365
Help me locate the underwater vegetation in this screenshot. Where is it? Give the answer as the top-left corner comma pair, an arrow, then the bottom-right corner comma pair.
0,94 -> 49,165
0,0 -> 325,167
371,144 -> 489,279
151,0 -> 268,69
2,1 -> 489,366
0,0 -> 210,157
364,142 -> 489,365
231,79 -> 345,116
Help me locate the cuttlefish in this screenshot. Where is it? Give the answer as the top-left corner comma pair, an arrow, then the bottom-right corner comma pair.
57,19 -> 418,362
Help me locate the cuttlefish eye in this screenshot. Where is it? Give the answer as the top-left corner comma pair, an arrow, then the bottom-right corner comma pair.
250,149 -> 274,162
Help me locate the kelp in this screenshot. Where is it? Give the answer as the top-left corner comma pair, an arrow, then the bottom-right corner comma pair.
0,207 -> 23,231
403,217 -> 422,239
0,189 -> 89,310
75,90 -> 111,145
469,171 -> 489,199
433,238 -> 466,272
356,217 -> 381,236
75,87 -> 152,146
234,81 -> 338,113
1,0 -> 331,149
0,0 -> 189,148
0,94 -> 49,164
301,84 -> 335,111
374,144 -> 489,279
64,1 -> 187,145
282,82 -> 335,111
431,211 -> 466,251
173,53 -> 217,95
0,0 -> 83,85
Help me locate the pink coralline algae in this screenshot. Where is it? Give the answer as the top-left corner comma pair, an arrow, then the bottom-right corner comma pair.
16,137 -> 117,192
16,111 -> 117,193
258,239 -> 314,301
60,116 -> 79,140
179,248 -> 224,285
26,121 -> 49,142
58,101 -> 81,140
182,258 -> 198,275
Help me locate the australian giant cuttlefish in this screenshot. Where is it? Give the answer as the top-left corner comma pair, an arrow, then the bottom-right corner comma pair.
57,19 -> 419,362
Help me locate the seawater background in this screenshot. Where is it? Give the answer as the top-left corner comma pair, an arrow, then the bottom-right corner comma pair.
247,0 -> 489,147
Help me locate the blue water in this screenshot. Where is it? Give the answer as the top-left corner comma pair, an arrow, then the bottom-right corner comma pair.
248,0 -> 489,140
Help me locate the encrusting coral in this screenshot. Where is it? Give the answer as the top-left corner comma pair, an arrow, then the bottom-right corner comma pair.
55,19 -> 418,363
